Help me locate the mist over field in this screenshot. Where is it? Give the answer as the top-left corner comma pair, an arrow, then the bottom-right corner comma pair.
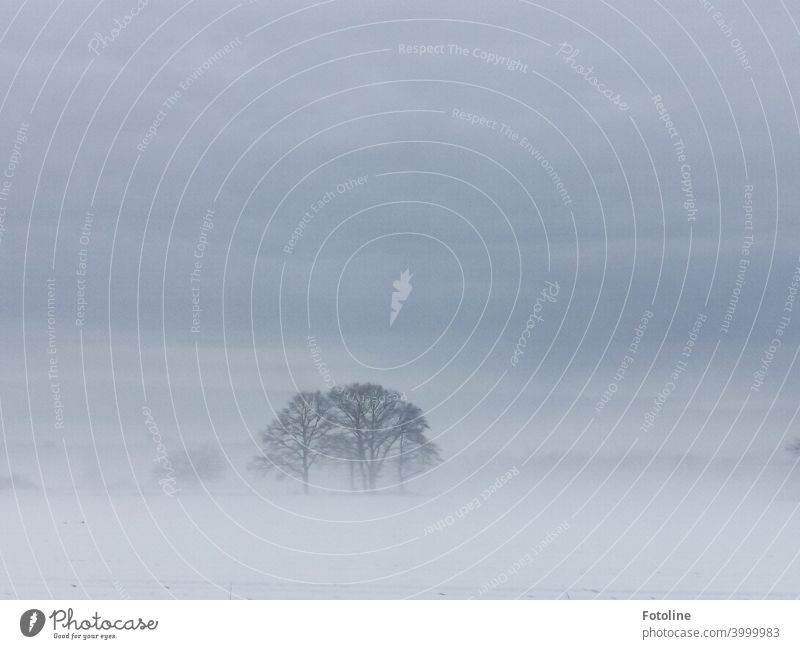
1,0 -> 800,599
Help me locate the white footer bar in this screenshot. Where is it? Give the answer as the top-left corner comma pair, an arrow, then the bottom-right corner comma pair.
1,600 -> 797,648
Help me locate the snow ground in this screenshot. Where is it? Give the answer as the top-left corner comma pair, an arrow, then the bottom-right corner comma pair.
1,446 -> 799,599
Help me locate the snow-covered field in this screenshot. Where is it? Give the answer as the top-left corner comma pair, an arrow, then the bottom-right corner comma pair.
2,446 -> 799,599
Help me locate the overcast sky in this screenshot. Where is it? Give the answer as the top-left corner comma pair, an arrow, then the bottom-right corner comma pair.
1,0 -> 799,462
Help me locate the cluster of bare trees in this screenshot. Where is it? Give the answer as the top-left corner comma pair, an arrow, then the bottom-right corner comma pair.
252,383 -> 441,493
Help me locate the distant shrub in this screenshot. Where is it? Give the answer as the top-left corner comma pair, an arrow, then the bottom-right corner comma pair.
152,444 -> 227,486
0,474 -> 39,491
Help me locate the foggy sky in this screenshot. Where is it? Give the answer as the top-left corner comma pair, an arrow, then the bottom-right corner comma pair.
1,0 -> 799,463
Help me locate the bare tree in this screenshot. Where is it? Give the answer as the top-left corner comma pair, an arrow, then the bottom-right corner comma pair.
254,385 -> 442,493
394,403 -> 441,492
324,430 -> 359,491
327,385 -> 368,490
327,384 -> 403,490
252,391 -> 333,494
329,384 -> 438,491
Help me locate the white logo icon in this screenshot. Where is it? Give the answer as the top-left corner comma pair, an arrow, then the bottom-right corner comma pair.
20,608 -> 45,637
390,268 -> 413,326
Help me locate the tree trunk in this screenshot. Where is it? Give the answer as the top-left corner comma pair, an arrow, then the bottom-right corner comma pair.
397,433 -> 406,493
356,438 -> 368,490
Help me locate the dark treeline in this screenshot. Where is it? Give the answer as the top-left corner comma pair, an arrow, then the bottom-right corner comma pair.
252,383 -> 441,493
